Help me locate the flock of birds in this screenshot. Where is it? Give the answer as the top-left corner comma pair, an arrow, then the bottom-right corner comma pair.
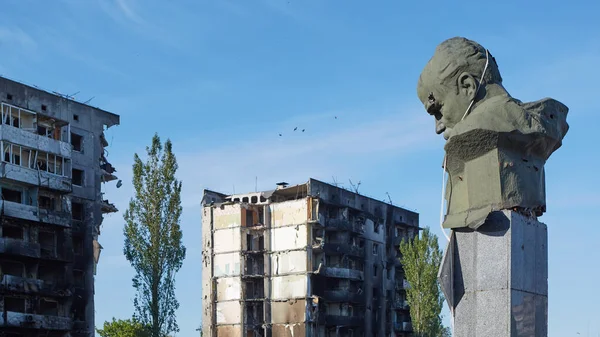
279,116 -> 337,137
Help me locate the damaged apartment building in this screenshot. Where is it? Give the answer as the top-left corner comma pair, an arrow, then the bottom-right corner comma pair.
0,77 -> 120,337
201,178 -> 420,337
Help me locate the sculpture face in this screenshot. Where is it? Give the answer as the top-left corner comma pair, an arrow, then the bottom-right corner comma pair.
417,37 -> 569,230
418,83 -> 474,140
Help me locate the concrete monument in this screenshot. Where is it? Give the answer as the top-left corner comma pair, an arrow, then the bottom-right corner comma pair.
417,37 -> 569,336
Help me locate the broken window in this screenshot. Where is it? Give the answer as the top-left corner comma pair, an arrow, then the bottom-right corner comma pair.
39,299 -> 59,316
2,225 -> 23,239
372,243 -> 379,255
39,231 -> 56,256
2,261 -> 24,277
73,301 -> 85,321
327,206 -> 337,219
72,168 -> 83,186
73,114 -> 79,122
74,269 -> 85,287
38,264 -> 58,283
39,195 -> 56,210
2,187 -> 22,203
258,236 -> 264,250
246,234 -> 253,251
37,125 -> 50,137
374,219 -> 383,233
5,297 -> 26,312
373,265 -> 378,277
245,209 -> 254,227
71,133 -> 83,152
72,202 -> 84,220
258,207 -> 264,224
73,237 -> 83,255
2,143 -> 21,165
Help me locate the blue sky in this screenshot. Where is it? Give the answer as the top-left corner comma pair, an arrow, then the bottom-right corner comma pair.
1,0 -> 599,336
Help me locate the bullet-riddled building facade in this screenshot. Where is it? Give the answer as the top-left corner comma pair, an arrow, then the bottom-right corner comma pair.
0,77 -> 120,336
201,178 -> 419,337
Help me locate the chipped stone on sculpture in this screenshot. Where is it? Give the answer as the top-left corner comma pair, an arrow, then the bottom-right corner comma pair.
417,37 -> 569,229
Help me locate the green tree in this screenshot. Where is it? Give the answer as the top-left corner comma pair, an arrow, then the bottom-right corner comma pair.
96,317 -> 150,337
123,133 -> 186,337
399,227 -> 447,337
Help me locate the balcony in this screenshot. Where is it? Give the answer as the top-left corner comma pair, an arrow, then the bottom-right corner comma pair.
394,322 -> 413,332
392,235 -> 406,247
0,311 -> 73,330
1,200 -> 70,227
0,162 -> 72,193
313,218 -> 365,234
100,199 -> 118,214
0,124 -> 72,159
0,275 -> 72,297
313,242 -> 365,258
40,246 -> 73,263
316,265 -> 364,281
323,290 -> 365,303
242,262 -> 264,278
325,315 -> 363,327
395,279 -> 410,291
72,220 -> 85,234
72,320 -> 87,331
391,299 -> 409,310
0,237 -> 40,258
387,256 -> 402,267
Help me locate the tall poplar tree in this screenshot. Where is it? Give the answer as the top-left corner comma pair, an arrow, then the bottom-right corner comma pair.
123,133 -> 186,337
399,227 -> 446,337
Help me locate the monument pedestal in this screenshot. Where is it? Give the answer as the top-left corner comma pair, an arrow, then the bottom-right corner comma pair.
439,210 -> 548,337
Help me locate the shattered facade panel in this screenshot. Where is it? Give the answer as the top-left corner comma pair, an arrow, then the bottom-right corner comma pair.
201,179 -> 419,337
0,76 -> 120,336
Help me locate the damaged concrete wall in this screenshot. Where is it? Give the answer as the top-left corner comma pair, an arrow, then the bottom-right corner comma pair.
271,275 -> 308,299
214,204 -> 242,229
269,199 -> 308,227
271,250 -> 307,275
271,299 -> 307,323
271,225 -> 307,252
201,207 -> 214,337
216,301 -> 241,324
271,323 -> 306,337
213,228 -> 241,253
216,325 -> 243,337
216,277 -> 241,301
213,252 -> 241,277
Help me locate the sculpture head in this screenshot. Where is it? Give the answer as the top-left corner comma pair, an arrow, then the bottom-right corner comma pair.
417,37 -> 569,230
417,37 -> 504,139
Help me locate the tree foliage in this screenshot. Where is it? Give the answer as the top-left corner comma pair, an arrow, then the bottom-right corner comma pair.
123,133 -> 186,337
96,317 -> 150,337
399,227 -> 446,337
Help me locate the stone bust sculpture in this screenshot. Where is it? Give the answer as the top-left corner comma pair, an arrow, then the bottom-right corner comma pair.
417,37 -> 569,229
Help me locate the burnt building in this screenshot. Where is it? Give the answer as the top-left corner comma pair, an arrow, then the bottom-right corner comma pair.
0,76 -> 120,336
201,178 -> 419,337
